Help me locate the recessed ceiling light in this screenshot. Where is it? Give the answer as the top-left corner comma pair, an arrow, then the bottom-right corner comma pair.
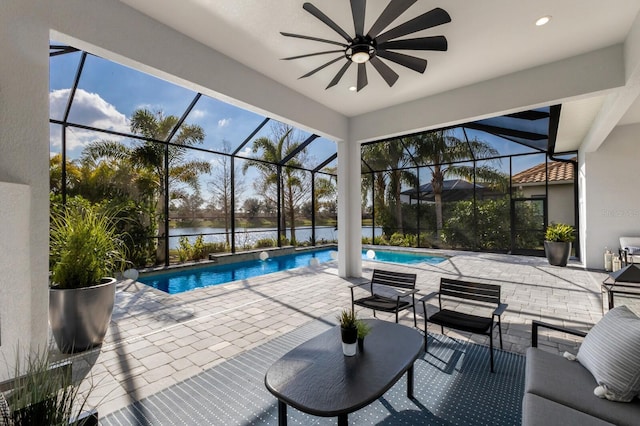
536,15 -> 552,26
348,86 -> 357,92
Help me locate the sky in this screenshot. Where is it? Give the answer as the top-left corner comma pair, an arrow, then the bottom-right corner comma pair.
49,47 -> 338,205
49,44 -> 571,205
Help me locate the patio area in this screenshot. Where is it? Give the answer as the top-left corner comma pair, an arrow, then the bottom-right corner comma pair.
52,251 -> 625,422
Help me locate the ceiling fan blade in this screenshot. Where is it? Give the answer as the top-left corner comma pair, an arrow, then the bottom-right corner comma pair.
357,63 -> 368,91
378,36 -> 448,51
376,8 -> 451,44
350,0 -> 366,36
283,50 -> 345,60
299,56 -> 345,79
367,0 -> 417,39
303,3 -> 353,42
280,32 -> 348,48
376,50 -> 427,73
369,56 -> 399,87
326,61 -> 353,89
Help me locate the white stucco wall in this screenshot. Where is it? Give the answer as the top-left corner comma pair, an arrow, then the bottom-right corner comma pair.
519,184 -> 576,226
0,0 -> 49,379
581,123 -> 640,269
0,183 -> 32,377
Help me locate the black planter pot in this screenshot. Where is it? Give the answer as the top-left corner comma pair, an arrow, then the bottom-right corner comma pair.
340,326 -> 357,344
544,241 -> 572,267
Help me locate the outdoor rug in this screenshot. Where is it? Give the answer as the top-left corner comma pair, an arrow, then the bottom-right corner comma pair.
101,317 -> 525,425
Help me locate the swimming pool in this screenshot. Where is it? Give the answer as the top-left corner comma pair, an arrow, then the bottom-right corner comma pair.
140,248 -> 446,294
140,248 -> 335,294
362,249 -> 447,265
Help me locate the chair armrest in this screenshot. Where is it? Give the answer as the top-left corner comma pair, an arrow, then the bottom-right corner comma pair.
531,320 -> 588,348
419,292 -> 439,303
493,303 -> 508,317
348,281 -> 370,289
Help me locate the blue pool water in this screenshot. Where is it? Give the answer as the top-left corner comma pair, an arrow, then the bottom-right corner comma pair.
140,248 -> 446,294
362,249 -> 446,265
140,249 -> 335,294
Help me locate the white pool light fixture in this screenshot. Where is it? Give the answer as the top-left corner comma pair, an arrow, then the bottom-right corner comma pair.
330,250 -> 338,260
366,249 -> 376,259
259,251 -> 269,261
123,268 -> 139,281
309,258 -> 320,267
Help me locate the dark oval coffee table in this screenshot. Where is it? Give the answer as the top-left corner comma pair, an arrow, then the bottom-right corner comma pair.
264,319 -> 424,425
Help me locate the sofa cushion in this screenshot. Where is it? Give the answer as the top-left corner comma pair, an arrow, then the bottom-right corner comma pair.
522,393 -> 614,426
576,305 -> 640,402
526,348 -> 640,426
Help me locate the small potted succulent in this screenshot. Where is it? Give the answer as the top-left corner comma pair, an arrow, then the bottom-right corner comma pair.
337,309 -> 358,356
544,223 -> 575,267
356,319 -> 371,352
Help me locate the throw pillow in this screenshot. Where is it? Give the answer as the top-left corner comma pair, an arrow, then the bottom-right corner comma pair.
0,392 -> 12,426
577,305 -> 640,402
625,246 -> 640,255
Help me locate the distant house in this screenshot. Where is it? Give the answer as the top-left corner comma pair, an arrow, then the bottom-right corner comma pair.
511,160 -> 575,226
400,179 -> 497,204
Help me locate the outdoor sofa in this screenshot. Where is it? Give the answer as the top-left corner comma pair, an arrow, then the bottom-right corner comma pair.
523,306 -> 640,425
619,236 -> 640,265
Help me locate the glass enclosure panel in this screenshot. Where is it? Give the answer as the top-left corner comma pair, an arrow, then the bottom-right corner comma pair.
314,172 -> 338,244
305,138 -> 337,170
185,96 -> 268,154
233,156 -> 278,251
49,49 -> 82,121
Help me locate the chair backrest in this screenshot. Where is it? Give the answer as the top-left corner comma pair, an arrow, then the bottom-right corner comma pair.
371,269 -> 417,290
439,278 -> 501,306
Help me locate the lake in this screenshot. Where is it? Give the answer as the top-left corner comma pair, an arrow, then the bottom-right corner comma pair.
169,226 -> 383,249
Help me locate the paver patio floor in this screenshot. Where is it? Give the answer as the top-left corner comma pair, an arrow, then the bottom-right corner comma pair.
51,250 -> 633,419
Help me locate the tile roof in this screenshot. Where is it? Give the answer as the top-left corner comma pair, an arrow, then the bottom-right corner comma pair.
512,159 -> 575,184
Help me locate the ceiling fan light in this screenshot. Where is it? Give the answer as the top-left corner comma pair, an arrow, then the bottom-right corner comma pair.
351,51 -> 370,63
535,15 -> 551,26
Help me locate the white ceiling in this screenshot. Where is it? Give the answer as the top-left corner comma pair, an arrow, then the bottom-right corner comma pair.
118,0 -> 640,149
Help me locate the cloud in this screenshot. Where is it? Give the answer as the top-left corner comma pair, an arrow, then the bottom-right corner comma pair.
50,89 -> 128,151
190,109 -> 207,119
218,118 -> 231,128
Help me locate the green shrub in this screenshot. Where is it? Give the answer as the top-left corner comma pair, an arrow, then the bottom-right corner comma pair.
177,236 -> 192,262
545,223 -> 575,242
202,242 -> 227,254
50,200 -> 128,289
192,235 -> 206,260
255,238 -> 276,248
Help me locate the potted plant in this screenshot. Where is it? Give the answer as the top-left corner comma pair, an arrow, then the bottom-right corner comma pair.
2,349 -> 97,425
337,309 -> 358,356
356,319 -> 371,352
49,200 -> 128,353
544,223 -> 575,267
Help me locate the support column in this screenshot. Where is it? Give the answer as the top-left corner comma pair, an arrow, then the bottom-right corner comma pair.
337,140 -> 362,278
0,0 -> 50,380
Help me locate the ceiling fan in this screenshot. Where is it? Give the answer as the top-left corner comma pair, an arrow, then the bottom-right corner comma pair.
281,0 -> 451,92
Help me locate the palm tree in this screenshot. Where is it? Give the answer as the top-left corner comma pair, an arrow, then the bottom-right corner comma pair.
242,124 -> 308,245
410,129 -> 505,237
82,109 -> 210,264
361,141 -> 416,234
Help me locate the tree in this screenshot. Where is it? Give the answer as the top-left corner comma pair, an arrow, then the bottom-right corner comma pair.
361,141 -> 416,234
242,197 -> 263,216
208,140 -> 244,246
82,109 -> 211,264
242,124 -> 309,244
410,130 -> 505,238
